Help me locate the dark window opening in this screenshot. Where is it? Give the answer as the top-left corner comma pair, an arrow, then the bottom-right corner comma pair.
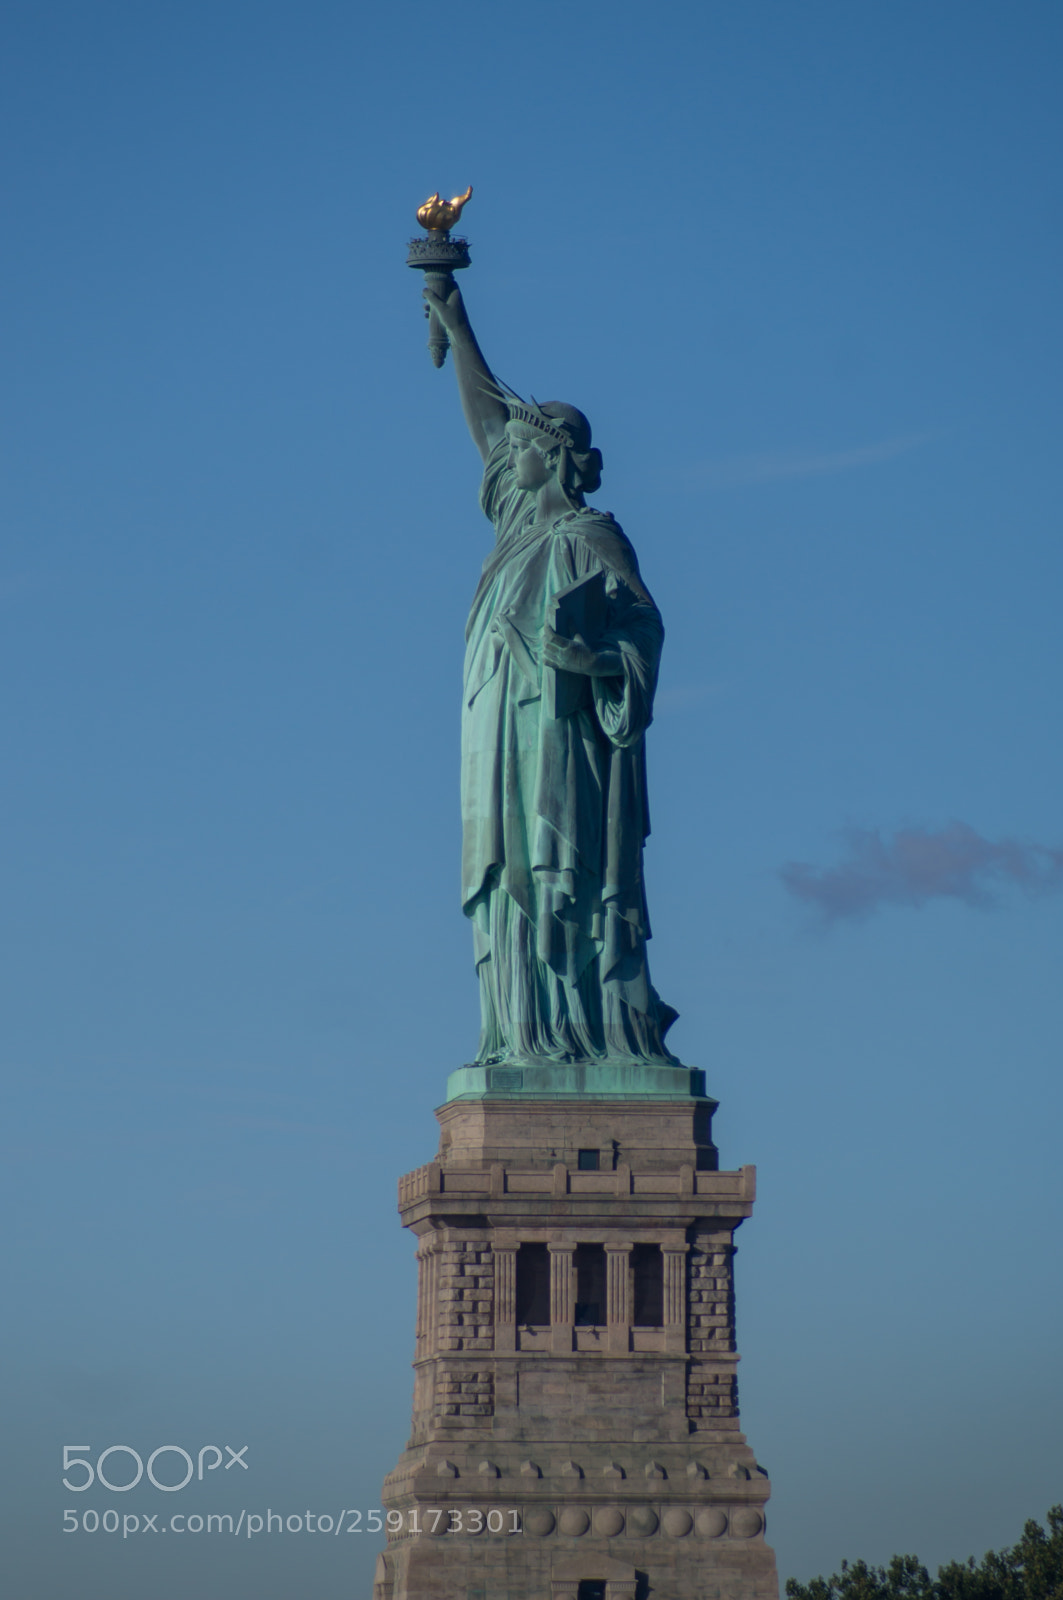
577,1148 -> 600,1170
515,1243 -> 549,1325
578,1583 -> 607,1600
632,1242 -> 664,1326
574,1243 -> 606,1325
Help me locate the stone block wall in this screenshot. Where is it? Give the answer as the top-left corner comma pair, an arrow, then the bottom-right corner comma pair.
436,1237 -> 495,1353
434,1364 -> 495,1423
687,1239 -> 735,1353
686,1368 -> 738,1426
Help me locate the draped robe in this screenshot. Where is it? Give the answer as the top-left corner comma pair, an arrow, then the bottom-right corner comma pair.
461,437 -> 677,1065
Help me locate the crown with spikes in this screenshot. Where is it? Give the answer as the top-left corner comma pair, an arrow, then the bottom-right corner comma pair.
481,375 -> 575,448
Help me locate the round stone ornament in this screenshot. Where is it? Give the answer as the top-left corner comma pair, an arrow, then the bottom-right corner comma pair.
662,1508 -> 693,1537
626,1507 -> 659,1537
730,1508 -> 764,1538
594,1508 -> 625,1537
558,1507 -> 590,1537
695,1508 -> 728,1538
523,1508 -> 555,1537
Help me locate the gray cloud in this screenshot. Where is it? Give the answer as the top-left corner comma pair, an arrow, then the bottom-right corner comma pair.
694,431 -> 936,487
781,821 -> 1063,924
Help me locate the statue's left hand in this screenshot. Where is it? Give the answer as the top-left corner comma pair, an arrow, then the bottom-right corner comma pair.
542,627 -> 622,677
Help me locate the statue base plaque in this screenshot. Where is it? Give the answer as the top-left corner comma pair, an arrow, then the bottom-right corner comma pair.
373,1094 -> 778,1600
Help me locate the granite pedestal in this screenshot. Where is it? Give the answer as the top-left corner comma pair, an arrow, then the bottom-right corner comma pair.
374,1090 -> 778,1599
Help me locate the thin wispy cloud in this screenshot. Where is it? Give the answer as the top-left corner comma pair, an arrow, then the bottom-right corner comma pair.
781,821 -> 1063,925
694,431 -> 936,488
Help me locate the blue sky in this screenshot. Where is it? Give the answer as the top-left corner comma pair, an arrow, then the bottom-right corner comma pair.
1,2 -> 1061,1595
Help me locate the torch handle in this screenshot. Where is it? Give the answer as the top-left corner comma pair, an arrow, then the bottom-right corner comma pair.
423,270 -> 453,369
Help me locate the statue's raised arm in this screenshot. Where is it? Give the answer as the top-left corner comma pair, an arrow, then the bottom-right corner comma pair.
421,282 -> 508,462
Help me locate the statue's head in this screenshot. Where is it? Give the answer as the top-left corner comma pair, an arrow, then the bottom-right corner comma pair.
499,386 -> 604,504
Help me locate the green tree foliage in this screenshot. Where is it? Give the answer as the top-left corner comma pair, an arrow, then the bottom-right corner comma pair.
786,1507 -> 1063,1600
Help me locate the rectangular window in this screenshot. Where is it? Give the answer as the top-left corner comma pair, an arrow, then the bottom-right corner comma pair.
577,1148 -> 600,1170
578,1583 -> 607,1600
632,1243 -> 664,1327
574,1243 -> 606,1325
515,1243 -> 550,1325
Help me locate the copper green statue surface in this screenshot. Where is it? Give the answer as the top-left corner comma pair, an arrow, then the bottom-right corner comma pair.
421,270 -> 684,1081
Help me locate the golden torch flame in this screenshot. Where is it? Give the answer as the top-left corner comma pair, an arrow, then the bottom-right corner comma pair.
416,186 -> 473,232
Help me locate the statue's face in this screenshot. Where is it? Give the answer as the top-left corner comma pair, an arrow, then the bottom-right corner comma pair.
506,424 -> 553,491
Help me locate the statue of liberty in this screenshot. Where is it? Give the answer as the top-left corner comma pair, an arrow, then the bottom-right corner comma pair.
423,279 -> 679,1069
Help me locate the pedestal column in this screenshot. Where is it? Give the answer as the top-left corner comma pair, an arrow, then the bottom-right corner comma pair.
548,1242 -> 575,1353
605,1243 -> 632,1354
415,1239 -> 440,1358
494,1244 -> 517,1354
663,1244 -> 689,1354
